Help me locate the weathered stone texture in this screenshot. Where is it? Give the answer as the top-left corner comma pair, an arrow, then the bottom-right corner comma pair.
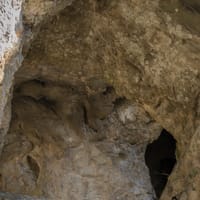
0,0 -> 200,199
0,81 -> 161,199
0,0 -> 22,153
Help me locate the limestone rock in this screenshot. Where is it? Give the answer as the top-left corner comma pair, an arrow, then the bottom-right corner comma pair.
0,0 -> 200,199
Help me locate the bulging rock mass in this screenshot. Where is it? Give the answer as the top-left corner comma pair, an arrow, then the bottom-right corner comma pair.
0,0 -> 199,200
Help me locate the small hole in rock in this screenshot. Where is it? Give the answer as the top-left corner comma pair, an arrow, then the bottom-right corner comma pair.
145,129 -> 177,199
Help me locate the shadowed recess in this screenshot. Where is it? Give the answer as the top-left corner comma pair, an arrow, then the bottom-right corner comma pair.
145,129 -> 177,199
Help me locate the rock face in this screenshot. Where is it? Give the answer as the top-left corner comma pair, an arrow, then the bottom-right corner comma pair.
0,0 -> 200,199
0,0 -> 22,154
0,81 -> 161,199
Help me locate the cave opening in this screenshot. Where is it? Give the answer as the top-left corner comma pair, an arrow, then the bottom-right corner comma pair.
145,129 -> 177,199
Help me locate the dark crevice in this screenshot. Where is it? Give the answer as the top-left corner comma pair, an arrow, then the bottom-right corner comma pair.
31,78 -> 46,86
102,86 -> 114,95
145,129 -> 177,199
82,105 -> 88,125
27,155 -> 40,181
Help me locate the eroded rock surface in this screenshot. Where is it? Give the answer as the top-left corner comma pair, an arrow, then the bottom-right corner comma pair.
0,81 -> 161,200
0,0 -> 22,153
0,0 -> 200,199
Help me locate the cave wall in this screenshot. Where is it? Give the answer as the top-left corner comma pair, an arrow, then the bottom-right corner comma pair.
0,81 -> 162,199
0,0 -> 200,199
0,0 -> 75,153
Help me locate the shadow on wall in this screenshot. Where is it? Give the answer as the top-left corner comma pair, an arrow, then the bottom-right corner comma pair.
145,129 -> 177,199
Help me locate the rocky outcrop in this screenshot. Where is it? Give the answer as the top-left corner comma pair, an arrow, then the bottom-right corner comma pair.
0,0 -> 200,199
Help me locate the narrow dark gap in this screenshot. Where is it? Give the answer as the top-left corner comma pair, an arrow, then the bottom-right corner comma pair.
27,155 -> 40,181
145,129 -> 177,199
82,105 -> 88,125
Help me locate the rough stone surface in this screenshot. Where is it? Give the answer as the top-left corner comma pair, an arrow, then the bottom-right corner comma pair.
0,0 -> 200,199
0,0 -> 23,153
0,191 -> 45,200
0,81 -> 161,200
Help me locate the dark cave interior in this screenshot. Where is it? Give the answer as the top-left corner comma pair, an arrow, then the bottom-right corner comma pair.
145,129 -> 177,199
